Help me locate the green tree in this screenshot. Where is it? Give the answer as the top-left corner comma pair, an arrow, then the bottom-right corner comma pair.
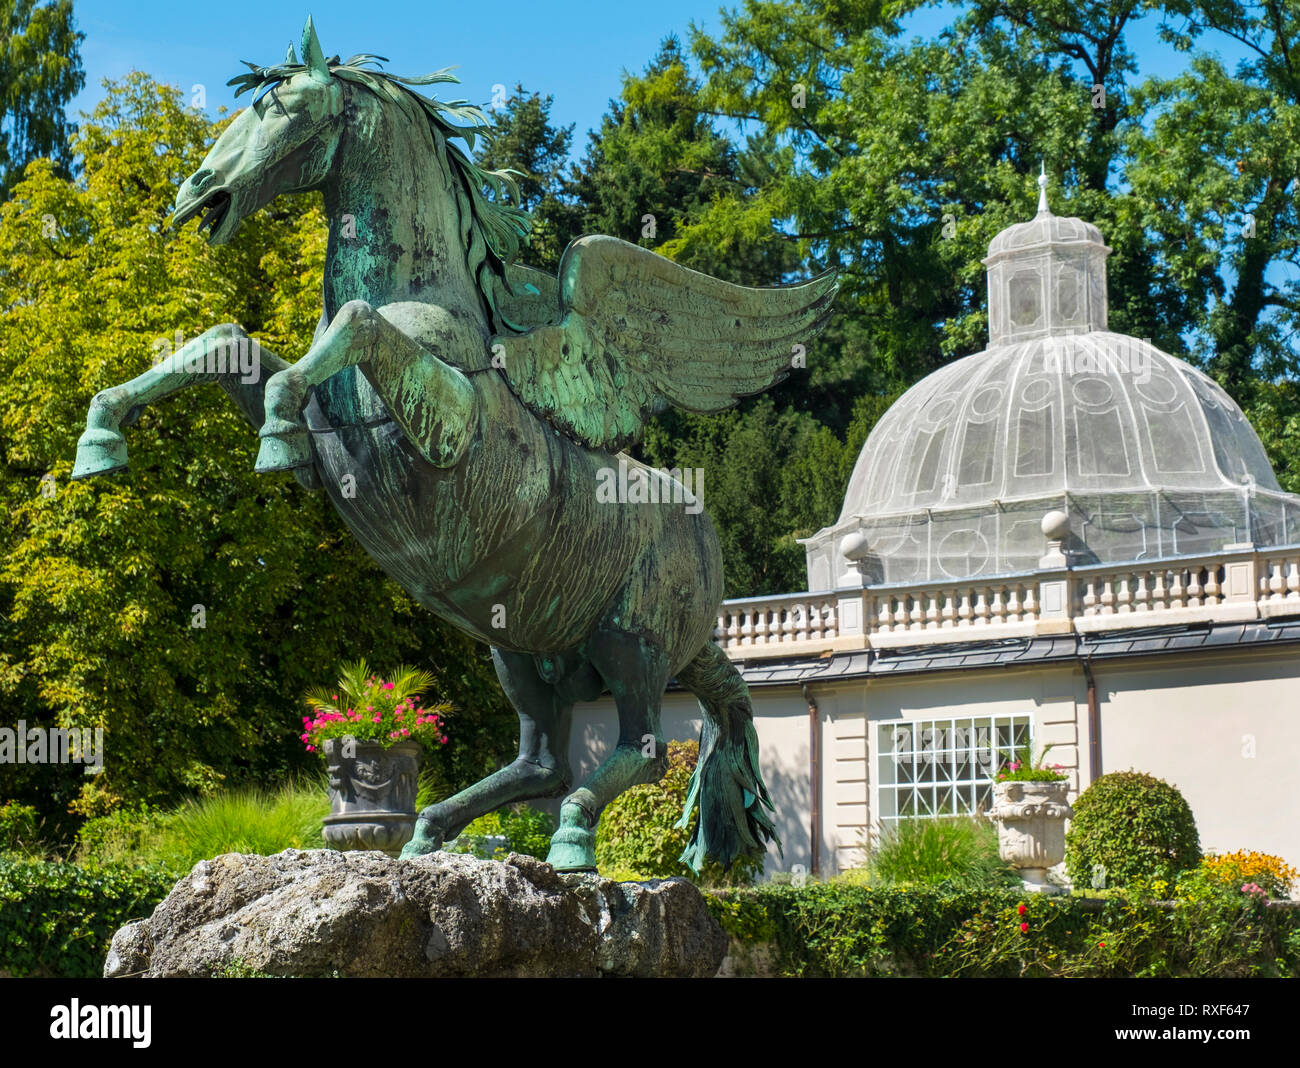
475,84 -> 580,272
0,75 -> 514,834
571,34 -> 796,286
0,0 -> 85,197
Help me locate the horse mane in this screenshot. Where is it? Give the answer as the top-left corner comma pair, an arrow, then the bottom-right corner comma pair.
229,52 -> 533,333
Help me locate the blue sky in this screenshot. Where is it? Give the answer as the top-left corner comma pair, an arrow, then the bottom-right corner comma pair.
71,1 -> 1253,160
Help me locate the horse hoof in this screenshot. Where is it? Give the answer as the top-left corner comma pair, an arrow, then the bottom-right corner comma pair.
545,825 -> 597,872
255,423 -> 312,472
71,428 -> 129,480
399,816 -> 446,859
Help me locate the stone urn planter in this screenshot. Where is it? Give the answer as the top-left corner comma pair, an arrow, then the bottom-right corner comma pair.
321,736 -> 423,857
987,779 -> 1073,893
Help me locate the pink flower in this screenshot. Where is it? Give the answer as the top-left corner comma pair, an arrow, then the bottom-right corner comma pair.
440,736 -> 448,745
383,682 -> 394,690
306,745 -> 315,752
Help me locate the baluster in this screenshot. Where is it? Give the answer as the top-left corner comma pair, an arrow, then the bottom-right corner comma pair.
1099,577 -> 1116,614
1116,573 -> 1133,613
1187,568 -> 1203,607
892,595 -> 908,631
1267,559 -> 1284,598
1132,571 -> 1150,612
1150,569 -> 1167,611
877,596 -> 894,633
1288,559 -> 1300,600
824,600 -> 838,638
942,589 -> 957,628
991,585 -> 1007,625
1082,577 -> 1098,615
1005,583 -> 1021,622
1021,582 -> 1037,620
925,590 -> 940,629
1204,567 -> 1222,605
1169,568 -> 1185,609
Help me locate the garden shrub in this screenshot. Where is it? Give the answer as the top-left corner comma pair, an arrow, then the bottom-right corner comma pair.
595,739 -> 762,887
77,782 -> 328,871
863,816 -> 1018,889
1199,850 -> 1298,899
0,856 -> 174,977
446,804 -> 555,860
75,803 -> 169,867
1065,770 -> 1201,888
0,802 -> 41,855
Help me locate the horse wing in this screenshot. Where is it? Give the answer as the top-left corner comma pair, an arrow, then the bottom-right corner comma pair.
491,235 -> 838,451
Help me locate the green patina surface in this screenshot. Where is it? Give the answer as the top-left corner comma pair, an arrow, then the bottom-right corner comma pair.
70,17 -> 836,874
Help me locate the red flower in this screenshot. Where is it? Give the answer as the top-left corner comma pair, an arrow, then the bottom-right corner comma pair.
1098,941 -> 1106,948
1017,903 -> 1027,916
1019,922 -> 1029,933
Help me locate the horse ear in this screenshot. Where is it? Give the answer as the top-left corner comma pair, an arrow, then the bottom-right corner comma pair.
300,15 -> 329,78
285,41 -> 300,65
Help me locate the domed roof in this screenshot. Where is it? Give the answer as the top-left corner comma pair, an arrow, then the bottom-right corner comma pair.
802,176 -> 1300,590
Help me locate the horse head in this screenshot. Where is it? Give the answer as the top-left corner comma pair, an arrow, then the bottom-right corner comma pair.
173,17 -> 345,245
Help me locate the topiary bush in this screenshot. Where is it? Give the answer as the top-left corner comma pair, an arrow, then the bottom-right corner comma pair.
595,740 -> 763,887
1065,770 -> 1201,888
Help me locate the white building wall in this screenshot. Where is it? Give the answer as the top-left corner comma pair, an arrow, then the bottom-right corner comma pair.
1095,649 -> 1300,865
564,646 -> 1300,878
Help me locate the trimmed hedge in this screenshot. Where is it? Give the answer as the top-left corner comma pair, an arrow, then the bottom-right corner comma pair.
0,856 -> 174,977
1065,770 -> 1201,887
705,882 -> 1300,977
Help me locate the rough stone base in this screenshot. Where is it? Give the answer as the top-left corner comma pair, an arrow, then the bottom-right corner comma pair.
104,849 -> 727,978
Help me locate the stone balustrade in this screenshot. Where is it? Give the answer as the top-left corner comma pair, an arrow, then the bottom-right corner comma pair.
713,544 -> 1300,658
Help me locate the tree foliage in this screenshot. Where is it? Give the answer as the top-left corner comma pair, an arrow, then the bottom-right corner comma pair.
0,0 -> 84,197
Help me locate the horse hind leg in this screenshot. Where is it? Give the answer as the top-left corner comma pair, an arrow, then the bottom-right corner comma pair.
546,629 -> 671,872
400,647 -> 575,859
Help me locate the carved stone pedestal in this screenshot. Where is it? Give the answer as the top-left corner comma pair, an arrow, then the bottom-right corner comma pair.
987,779 -> 1073,894
321,737 -> 422,857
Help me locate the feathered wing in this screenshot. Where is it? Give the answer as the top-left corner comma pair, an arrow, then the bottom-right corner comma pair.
492,236 -> 838,451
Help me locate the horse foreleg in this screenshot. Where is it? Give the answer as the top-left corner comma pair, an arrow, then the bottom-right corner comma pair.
71,324 -> 321,489
257,299 -> 476,473
545,629 -> 671,873
401,648 -> 574,859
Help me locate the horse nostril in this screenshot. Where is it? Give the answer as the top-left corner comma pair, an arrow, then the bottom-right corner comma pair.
190,169 -> 215,193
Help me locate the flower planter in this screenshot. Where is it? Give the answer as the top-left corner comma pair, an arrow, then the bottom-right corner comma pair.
321,736 -> 423,857
987,779 -> 1073,894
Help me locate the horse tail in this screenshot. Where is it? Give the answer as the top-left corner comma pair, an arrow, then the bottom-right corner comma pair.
674,641 -> 782,872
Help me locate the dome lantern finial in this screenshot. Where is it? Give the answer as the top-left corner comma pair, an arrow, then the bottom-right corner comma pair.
982,168 -> 1112,346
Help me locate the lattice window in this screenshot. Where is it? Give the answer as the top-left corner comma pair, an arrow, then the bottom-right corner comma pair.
876,715 -> 1030,829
